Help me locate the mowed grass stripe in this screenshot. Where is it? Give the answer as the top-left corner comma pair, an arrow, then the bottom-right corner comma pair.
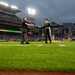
0,44 -> 43,46
0,42 -> 75,72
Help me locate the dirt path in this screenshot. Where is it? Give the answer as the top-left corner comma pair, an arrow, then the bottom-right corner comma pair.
0,71 -> 75,75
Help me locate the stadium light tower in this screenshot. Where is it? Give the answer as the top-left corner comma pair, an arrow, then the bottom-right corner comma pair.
27,8 -> 36,15
27,8 -> 36,25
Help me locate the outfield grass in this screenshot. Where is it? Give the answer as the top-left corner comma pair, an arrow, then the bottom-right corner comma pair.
0,42 -> 75,72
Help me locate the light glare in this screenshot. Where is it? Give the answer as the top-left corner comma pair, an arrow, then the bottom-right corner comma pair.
27,8 -> 36,15
11,5 -> 18,9
0,1 -> 9,7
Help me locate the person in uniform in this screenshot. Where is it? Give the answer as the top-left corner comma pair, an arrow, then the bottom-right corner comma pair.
21,17 -> 34,44
39,19 -> 52,44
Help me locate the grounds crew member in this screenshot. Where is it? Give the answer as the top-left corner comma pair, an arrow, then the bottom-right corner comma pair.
39,19 -> 52,44
21,17 -> 34,44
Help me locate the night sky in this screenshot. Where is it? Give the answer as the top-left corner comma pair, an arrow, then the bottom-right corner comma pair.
2,0 -> 75,26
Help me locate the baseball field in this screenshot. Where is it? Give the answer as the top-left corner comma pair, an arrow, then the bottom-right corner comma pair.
0,41 -> 75,72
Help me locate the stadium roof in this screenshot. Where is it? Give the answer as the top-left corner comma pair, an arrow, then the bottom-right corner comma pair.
0,3 -> 21,14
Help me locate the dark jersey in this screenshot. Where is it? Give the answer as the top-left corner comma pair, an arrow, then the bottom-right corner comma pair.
43,23 -> 51,28
21,21 -> 30,33
22,21 -> 28,29
42,23 -> 51,33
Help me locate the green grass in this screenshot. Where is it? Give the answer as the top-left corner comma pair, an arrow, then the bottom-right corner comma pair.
0,41 -> 75,72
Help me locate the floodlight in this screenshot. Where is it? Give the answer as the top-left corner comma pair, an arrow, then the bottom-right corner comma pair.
32,9 -> 36,15
11,5 -> 18,9
27,8 -> 32,15
28,8 -> 31,12
0,1 -> 9,7
27,8 -> 36,15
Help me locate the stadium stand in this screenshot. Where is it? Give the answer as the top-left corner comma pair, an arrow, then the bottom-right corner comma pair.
0,1 -> 22,42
